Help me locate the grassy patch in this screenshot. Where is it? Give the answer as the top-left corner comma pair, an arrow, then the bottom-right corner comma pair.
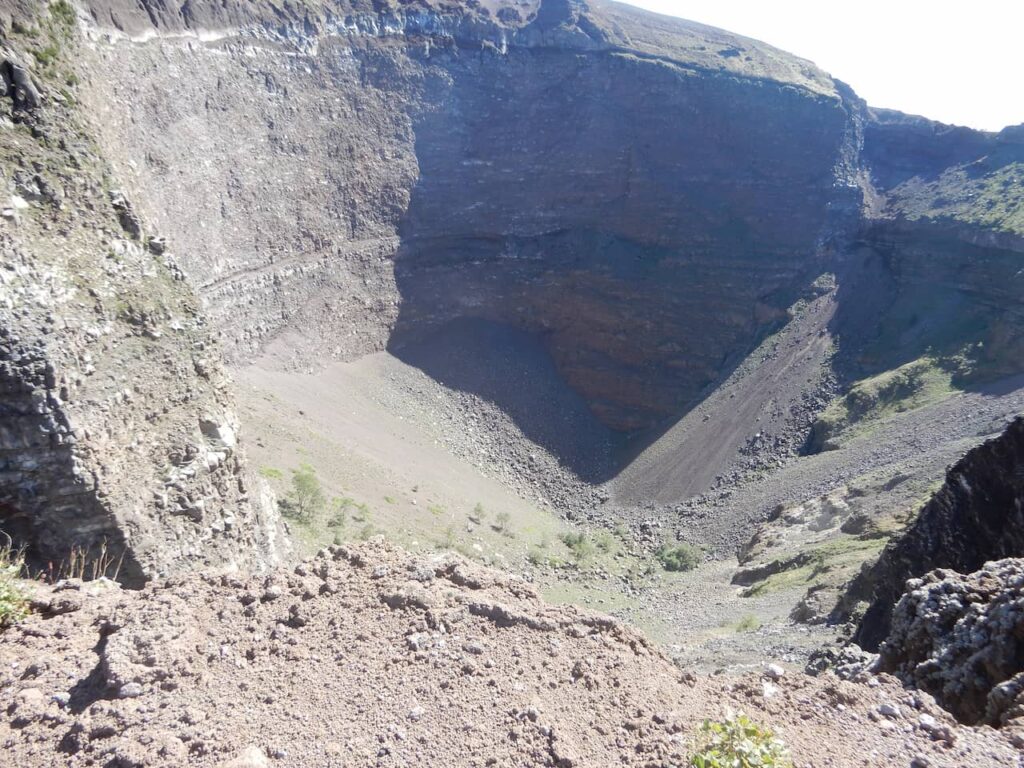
888,159 -> 1024,235
734,614 -> 761,633
812,356 -> 957,449
741,536 -> 886,598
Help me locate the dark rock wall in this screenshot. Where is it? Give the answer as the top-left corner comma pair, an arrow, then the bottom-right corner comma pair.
0,331 -> 146,584
393,47 -> 854,430
0,2 -> 287,583
74,0 -> 1024,437
850,417 -> 1024,650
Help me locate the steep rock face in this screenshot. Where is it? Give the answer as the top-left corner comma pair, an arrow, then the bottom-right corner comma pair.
76,0 -> 861,432
879,559 -> 1024,728
3,0 -> 1024,585
848,417 -> 1024,650
392,46 -> 856,430
0,5 -> 285,583
837,110 -> 1024,382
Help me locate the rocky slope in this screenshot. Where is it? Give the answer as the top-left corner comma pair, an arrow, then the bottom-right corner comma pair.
1,0 -> 1024,760
2,542 -> 1021,767
0,0 -> 1021,661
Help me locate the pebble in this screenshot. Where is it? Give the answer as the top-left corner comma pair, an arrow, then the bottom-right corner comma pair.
118,682 -> 144,698
220,745 -> 269,768
263,585 -> 283,601
765,663 -> 785,680
878,703 -> 901,719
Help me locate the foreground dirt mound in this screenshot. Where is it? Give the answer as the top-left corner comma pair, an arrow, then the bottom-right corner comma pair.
880,558 -> 1024,729
1,543 -> 1020,767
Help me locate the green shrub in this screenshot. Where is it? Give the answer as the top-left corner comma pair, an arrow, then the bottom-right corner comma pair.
259,466 -> 283,480
734,614 -> 761,633
355,523 -> 379,541
351,502 -> 371,523
51,0 -> 76,27
327,497 -> 351,530
0,544 -> 29,628
279,465 -> 325,524
436,525 -> 457,550
527,547 -> 562,568
33,43 -> 60,67
656,542 -> 702,572
594,531 -> 616,553
690,712 -> 791,768
468,502 -> 487,525
560,531 -> 594,563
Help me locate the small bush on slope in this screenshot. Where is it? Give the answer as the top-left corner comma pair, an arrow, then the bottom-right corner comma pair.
656,543 -> 702,572
560,531 -> 595,563
690,712 -> 792,768
280,465 -> 326,523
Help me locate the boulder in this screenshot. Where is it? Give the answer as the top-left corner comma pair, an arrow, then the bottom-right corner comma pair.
878,558 -> 1024,727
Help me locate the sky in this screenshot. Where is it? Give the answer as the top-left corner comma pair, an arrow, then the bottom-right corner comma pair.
617,0 -> 1023,131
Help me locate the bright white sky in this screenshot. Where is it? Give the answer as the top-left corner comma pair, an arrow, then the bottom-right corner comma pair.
617,0 -> 1024,131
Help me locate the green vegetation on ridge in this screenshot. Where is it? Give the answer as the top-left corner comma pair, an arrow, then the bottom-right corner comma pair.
811,356 -> 958,449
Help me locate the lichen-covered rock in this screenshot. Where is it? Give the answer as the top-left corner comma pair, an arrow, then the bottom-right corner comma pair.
878,558 -> 1024,727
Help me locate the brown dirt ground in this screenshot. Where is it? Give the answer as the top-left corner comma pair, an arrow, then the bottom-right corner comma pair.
1,542 -> 1020,767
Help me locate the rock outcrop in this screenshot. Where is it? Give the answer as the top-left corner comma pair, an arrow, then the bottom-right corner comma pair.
879,559 -> 1024,729
0,3 -> 285,583
847,417 -> 1024,649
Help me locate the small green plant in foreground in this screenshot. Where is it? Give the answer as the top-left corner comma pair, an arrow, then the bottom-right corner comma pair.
0,542 -> 29,628
690,712 -> 792,768
656,542 -> 702,572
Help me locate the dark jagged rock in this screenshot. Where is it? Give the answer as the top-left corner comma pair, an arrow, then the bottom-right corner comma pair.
847,417 -> 1024,651
1,55 -> 41,111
